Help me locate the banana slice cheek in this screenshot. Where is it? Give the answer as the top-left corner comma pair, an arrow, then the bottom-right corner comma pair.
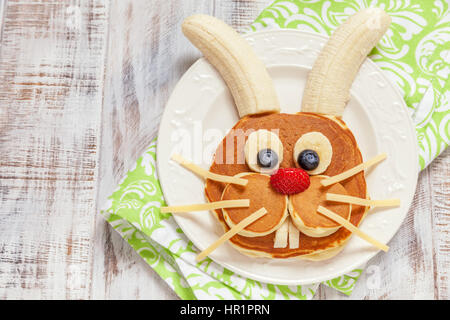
293,132 -> 332,175
244,129 -> 283,175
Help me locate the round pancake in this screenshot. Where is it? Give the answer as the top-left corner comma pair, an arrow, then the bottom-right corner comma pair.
289,176 -> 351,238
205,112 -> 367,259
221,173 -> 288,237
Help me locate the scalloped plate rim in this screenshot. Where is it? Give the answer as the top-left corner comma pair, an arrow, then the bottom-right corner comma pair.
156,29 -> 419,286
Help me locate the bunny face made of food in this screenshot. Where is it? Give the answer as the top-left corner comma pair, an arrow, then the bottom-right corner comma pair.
174,9 -> 392,261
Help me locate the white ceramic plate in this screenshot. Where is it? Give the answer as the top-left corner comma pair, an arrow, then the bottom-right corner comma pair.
157,29 -> 419,285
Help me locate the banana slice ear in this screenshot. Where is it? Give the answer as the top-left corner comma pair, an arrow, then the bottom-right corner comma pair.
182,14 -> 280,118
301,8 -> 391,116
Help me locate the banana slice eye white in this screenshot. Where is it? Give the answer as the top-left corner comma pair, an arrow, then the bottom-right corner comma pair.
293,132 -> 332,175
244,129 -> 283,175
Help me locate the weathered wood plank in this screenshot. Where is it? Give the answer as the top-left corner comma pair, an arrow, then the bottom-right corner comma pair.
430,149 -> 450,299
0,0 -> 108,299
0,0 -> 6,36
213,0 -> 270,32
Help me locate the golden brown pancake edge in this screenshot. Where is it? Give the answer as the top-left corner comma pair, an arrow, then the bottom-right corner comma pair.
204,112 -> 368,259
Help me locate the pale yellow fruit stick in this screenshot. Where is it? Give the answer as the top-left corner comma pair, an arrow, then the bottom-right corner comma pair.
288,218 -> 300,249
171,153 -> 248,186
196,207 -> 267,262
273,219 -> 289,248
161,199 -> 250,213
326,193 -> 400,207
321,153 -> 387,186
317,206 -> 389,252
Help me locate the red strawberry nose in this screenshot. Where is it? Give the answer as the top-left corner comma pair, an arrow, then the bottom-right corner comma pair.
270,168 -> 310,195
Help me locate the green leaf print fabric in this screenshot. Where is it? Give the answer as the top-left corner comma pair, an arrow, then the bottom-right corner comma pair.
101,1 -> 449,299
102,140 -> 322,299
248,0 -> 449,169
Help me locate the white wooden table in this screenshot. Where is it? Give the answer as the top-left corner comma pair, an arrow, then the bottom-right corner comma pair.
0,0 -> 448,300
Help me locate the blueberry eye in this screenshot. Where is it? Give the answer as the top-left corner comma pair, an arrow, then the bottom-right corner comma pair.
297,149 -> 319,171
257,149 -> 279,168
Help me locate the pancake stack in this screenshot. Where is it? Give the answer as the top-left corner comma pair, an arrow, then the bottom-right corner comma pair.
205,113 -> 367,260
176,10 -> 393,261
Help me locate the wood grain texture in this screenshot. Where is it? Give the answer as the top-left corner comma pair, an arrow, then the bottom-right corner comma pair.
0,0 -> 108,299
0,0 -> 448,300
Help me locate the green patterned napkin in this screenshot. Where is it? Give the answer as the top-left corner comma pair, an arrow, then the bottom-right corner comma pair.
102,140 -> 362,299
101,1 -> 449,299
248,0 -> 449,169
